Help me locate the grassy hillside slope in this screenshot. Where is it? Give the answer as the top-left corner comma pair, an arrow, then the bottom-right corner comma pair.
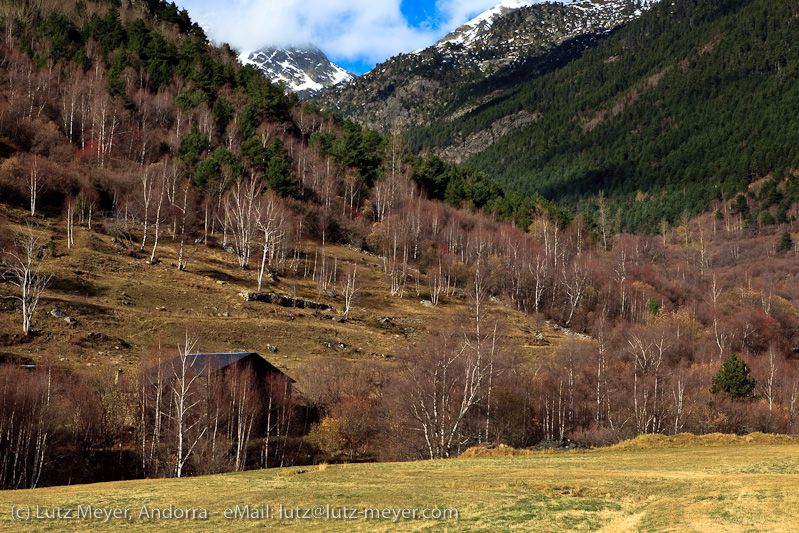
0,435 -> 796,531
0,204 -> 555,374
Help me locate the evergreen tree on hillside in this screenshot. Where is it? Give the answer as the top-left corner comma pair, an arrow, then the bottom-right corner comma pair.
778,231 -> 792,253
710,354 -> 757,400
179,124 -> 210,168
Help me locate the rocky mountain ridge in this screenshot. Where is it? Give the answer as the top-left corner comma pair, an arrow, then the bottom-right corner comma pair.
239,45 -> 353,98
311,0 -> 659,143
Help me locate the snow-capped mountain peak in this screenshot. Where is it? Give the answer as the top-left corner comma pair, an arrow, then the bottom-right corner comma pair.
433,0 -> 660,52
437,0 -> 532,49
239,45 -> 353,98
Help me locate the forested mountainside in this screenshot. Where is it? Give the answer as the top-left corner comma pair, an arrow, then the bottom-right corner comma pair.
312,0 -> 656,134
425,0 -> 799,232
319,0 -> 799,233
1,0 -> 799,491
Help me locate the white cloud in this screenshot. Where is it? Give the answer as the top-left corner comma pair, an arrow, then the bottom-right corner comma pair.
434,0 -> 498,29
177,0 -> 440,65
175,0 -> 548,70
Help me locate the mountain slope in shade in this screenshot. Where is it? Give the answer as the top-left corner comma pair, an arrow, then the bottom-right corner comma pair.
240,45 -> 353,98
312,0 -> 659,134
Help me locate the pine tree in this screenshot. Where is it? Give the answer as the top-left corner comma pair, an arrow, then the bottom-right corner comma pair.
778,231 -> 792,253
710,354 -> 756,400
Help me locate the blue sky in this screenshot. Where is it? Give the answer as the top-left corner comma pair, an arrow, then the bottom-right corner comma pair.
174,1 -> 543,75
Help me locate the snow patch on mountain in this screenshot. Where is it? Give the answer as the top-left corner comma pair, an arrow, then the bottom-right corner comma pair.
311,0 -> 662,135
240,45 -> 353,98
436,0 -> 533,49
432,0 -> 661,54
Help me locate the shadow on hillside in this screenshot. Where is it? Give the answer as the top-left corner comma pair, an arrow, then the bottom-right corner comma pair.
0,351 -> 34,365
194,268 -> 245,284
40,298 -> 113,318
446,30 -> 612,120
48,273 -> 106,298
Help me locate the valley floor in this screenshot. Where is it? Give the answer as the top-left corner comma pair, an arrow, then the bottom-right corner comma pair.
0,435 -> 796,531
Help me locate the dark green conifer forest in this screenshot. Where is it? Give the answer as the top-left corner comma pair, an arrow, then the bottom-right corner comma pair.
406,0 -> 799,231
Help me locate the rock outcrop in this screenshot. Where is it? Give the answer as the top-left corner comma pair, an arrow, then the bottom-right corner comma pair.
239,291 -> 333,311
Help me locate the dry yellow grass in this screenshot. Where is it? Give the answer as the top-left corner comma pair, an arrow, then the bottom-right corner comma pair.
459,444 -> 559,458
0,440 -> 797,531
0,207 -> 561,381
609,431 -> 797,450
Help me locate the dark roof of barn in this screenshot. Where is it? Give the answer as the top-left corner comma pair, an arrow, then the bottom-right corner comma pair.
146,352 -> 293,382
187,352 -> 258,375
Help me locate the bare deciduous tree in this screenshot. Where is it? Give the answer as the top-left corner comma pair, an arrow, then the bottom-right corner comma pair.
226,173 -> 260,269
562,255 -> 592,328
148,161 -> 168,264
139,163 -> 157,252
2,224 -> 52,334
428,259 -> 445,306
167,333 -> 206,478
27,155 -> 46,217
173,179 -> 198,271
254,191 -> 287,292
138,335 -> 173,478
339,263 -> 360,318
64,195 -> 75,249
0,364 -> 52,489
400,323 -> 489,459
227,365 -> 261,472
